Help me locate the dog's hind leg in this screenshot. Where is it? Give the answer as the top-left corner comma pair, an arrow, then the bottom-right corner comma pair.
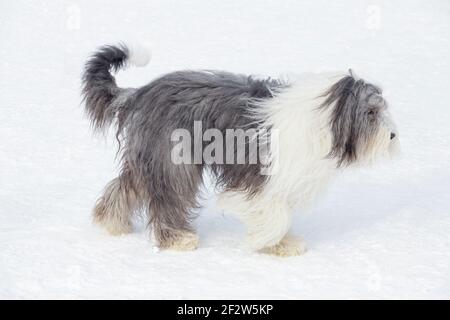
146,165 -> 203,251
150,211 -> 199,251
93,169 -> 142,235
149,200 -> 200,251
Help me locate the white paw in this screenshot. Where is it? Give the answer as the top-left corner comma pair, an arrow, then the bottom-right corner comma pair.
260,236 -> 307,257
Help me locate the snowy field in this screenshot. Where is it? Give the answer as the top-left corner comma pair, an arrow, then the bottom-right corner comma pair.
1,0 -> 449,299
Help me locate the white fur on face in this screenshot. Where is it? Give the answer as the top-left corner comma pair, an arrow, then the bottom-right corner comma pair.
360,109 -> 400,165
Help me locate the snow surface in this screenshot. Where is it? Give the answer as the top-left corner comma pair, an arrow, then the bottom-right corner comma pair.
1,0 -> 449,299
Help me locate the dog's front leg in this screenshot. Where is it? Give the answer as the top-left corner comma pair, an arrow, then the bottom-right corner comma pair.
218,192 -> 306,256
245,201 -> 307,257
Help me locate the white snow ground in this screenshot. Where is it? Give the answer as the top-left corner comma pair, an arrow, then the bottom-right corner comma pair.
0,0 -> 449,299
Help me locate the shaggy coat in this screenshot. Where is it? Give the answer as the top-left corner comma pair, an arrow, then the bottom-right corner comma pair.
82,43 -> 397,255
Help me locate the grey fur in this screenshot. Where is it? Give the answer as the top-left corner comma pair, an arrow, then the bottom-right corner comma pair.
320,73 -> 386,166
82,44 -> 285,246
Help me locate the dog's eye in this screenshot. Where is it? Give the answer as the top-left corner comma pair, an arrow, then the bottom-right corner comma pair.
366,109 -> 378,122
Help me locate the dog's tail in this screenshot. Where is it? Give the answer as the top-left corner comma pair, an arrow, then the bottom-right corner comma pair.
82,42 -> 151,131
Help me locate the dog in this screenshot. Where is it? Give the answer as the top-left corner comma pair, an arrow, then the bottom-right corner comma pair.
82,42 -> 398,256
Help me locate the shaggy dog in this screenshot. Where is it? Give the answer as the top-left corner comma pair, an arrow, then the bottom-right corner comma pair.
82,43 -> 398,256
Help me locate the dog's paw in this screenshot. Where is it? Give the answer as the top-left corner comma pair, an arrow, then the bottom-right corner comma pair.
160,231 -> 199,251
94,216 -> 132,236
105,222 -> 132,236
260,236 -> 307,257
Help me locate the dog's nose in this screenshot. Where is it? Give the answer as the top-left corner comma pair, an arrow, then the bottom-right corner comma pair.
390,132 -> 396,140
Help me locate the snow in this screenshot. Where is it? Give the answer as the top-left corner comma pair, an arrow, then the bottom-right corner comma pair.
1,0 -> 449,299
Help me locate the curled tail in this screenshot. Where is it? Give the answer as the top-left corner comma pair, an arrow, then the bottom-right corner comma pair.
82,42 -> 151,131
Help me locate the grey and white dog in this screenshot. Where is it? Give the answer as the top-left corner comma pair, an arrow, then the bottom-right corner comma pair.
82,43 -> 398,256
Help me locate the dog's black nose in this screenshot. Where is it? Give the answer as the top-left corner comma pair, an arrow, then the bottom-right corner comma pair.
390,132 -> 396,140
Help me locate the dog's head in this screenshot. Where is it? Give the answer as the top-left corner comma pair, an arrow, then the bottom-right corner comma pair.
321,70 -> 399,167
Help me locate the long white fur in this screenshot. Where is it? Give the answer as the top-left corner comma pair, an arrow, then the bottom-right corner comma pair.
125,41 -> 151,67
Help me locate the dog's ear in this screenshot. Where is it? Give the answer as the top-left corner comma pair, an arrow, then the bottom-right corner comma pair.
348,68 -> 356,79
320,75 -> 359,166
